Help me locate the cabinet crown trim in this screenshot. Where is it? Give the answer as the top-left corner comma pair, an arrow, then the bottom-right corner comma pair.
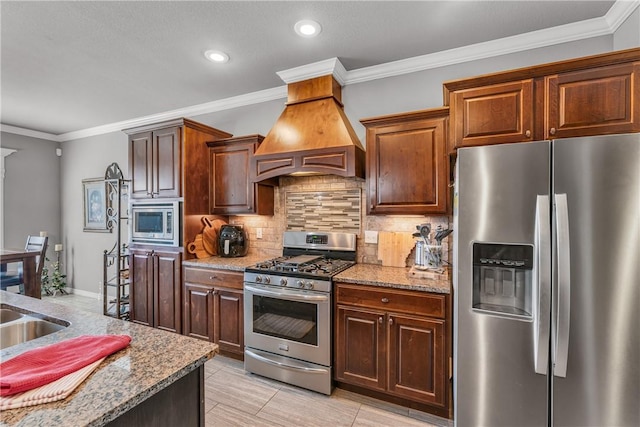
361,107 -> 449,127
442,47 -> 640,96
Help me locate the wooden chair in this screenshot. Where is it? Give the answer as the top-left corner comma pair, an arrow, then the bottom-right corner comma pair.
0,235 -> 48,294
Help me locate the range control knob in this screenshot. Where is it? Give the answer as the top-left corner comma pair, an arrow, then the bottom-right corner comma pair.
280,278 -> 288,286
255,275 -> 262,283
306,282 -> 314,290
296,280 -> 305,288
264,276 -> 271,284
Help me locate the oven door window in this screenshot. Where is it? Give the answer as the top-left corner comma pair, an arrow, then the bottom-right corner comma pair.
251,294 -> 318,346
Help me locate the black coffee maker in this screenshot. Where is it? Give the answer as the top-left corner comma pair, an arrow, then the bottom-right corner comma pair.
218,225 -> 248,257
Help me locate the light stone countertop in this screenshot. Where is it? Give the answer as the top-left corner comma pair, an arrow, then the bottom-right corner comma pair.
182,255 -> 451,294
182,254 -> 270,271
334,264 -> 451,294
0,291 -> 218,427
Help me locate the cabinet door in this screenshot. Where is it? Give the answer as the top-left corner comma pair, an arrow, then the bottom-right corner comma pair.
183,282 -> 214,341
546,62 -> 640,139
451,80 -> 534,148
334,306 -> 386,391
130,248 -> 154,327
129,132 -> 153,199
367,116 -> 448,214
210,144 -> 254,214
387,314 -> 446,407
153,249 -> 182,333
152,126 -> 181,198
214,288 -> 244,357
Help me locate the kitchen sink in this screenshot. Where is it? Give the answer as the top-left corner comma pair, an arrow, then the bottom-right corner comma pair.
0,307 -> 69,350
0,308 -> 24,324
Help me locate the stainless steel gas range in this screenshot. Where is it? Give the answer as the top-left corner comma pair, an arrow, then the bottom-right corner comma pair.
243,231 -> 357,395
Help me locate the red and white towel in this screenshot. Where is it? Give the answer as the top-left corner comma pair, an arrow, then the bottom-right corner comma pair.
0,357 -> 105,409
0,334 -> 131,398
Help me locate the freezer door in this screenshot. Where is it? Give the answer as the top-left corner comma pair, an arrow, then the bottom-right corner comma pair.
454,141 -> 550,426
552,134 -> 640,427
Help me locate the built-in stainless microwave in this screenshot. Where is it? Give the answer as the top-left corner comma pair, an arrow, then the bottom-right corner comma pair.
130,201 -> 181,246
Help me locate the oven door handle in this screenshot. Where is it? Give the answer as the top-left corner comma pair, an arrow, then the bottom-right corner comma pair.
244,284 -> 329,302
245,349 -> 327,374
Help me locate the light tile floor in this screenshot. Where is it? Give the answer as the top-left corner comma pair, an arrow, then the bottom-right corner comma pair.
46,293 -> 452,427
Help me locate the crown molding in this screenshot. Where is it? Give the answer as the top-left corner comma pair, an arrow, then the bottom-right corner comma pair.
606,0 -> 640,30
58,86 -> 287,142
346,12 -> 625,84
277,57 -> 348,85
0,124 -> 60,142
2,0 -> 637,142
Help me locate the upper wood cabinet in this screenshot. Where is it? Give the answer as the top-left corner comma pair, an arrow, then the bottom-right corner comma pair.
207,135 -> 276,215
546,62 -> 640,139
129,127 -> 181,199
450,80 -> 535,148
361,108 -> 449,215
444,48 -> 640,150
125,118 -> 232,202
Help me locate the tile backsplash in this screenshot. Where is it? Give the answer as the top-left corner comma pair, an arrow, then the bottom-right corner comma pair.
286,189 -> 360,232
230,175 -> 452,265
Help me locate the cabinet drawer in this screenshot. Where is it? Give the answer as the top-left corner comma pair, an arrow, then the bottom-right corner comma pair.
184,267 -> 243,290
335,284 -> 446,319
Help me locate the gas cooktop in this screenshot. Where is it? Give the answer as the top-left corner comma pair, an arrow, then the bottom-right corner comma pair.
247,254 -> 355,278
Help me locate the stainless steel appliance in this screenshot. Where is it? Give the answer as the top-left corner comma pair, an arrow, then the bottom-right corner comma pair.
218,224 -> 248,257
244,231 -> 357,395
453,134 -> 640,426
130,200 -> 181,246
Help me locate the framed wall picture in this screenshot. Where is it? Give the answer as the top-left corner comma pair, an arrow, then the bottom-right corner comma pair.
82,178 -> 110,232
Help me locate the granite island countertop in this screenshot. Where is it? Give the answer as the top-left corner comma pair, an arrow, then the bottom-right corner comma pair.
334,264 -> 451,294
0,291 -> 218,427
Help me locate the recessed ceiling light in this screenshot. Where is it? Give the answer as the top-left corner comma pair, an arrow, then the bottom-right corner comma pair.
294,20 -> 322,38
204,50 -> 229,63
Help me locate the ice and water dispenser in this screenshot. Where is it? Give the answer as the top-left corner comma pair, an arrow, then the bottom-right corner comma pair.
472,243 -> 533,319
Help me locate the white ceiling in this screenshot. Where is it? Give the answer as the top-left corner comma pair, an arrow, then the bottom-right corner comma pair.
1,0 -> 633,141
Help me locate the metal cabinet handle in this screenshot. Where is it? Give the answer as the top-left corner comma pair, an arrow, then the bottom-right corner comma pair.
209,276 -> 216,280
525,130 -> 531,138
388,317 -> 393,325
549,127 -> 557,135
378,317 -> 383,324
381,298 -> 389,303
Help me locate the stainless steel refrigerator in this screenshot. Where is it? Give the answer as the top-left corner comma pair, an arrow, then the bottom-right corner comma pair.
453,134 -> 639,426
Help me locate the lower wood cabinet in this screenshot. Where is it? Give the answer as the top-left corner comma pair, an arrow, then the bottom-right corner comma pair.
130,246 -> 182,334
183,266 -> 244,359
334,283 -> 451,417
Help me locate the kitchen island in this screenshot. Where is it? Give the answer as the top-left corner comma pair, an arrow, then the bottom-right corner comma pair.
0,291 -> 218,427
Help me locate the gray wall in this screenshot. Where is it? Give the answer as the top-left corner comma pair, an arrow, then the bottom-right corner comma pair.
614,6 -> 640,50
1,132 -> 61,263
59,131 -> 128,297
29,34 -> 629,296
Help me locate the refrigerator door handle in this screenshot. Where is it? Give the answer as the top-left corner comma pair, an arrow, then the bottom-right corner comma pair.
534,195 -> 551,375
554,193 -> 571,378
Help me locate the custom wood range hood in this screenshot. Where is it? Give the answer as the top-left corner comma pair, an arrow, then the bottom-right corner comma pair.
252,69 -> 365,182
